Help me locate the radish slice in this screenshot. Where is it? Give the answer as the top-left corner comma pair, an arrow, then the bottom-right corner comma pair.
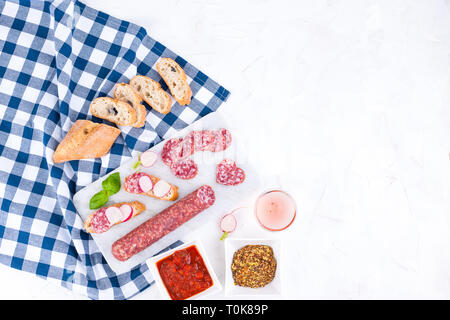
220,214 -> 237,240
140,150 -> 157,167
105,207 -> 122,225
119,204 -> 133,222
153,180 -> 171,198
221,214 -> 237,232
138,175 -> 153,193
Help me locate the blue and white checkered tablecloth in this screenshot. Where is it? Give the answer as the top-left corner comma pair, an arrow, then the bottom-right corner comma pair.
0,0 -> 230,299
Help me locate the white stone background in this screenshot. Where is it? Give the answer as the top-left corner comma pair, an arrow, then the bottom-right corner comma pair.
1,0 -> 450,299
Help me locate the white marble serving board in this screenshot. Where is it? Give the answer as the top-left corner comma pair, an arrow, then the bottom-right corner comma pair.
73,112 -> 260,274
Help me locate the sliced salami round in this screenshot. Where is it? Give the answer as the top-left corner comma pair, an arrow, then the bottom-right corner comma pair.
189,130 -> 216,152
162,129 -> 233,180
161,137 -> 183,166
123,171 -> 147,194
171,159 -> 198,180
196,185 -> 216,206
208,129 -> 232,152
90,208 -> 111,233
216,158 -> 245,186
217,158 -> 236,171
179,135 -> 195,160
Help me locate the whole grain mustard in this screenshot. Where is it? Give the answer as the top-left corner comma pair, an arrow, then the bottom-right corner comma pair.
231,245 -> 277,288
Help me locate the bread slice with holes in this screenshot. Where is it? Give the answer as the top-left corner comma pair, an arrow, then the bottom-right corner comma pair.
113,83 -> 147,128
84,201 -> 146,234
90,97 -> 137,126
53,120 -> 121,163
156,58 -> 192,106
129,75 -> 172,114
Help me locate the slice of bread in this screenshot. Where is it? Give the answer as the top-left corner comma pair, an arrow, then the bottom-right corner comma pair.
129,75 -> 172,114
84,201 -> 146,233
124,172 -> 179,201
90,97 -> 137,126
156,58 -> 192,106
53,120 -> 121,163
113,83 -> 147,128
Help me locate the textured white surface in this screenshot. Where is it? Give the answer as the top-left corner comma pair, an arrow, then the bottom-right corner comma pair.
2,0 -> 450,300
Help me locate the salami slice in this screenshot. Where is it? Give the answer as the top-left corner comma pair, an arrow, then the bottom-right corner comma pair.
161,137 -> 183,166
179,134 -> 195,159
89,207 -> 111,233
161,129 -> 233,179
111,185 -> 215,261
123,171 -> 146,194
171,159 -> 198,180
161,136 -> 196,166
189,130 -> 216,152
216,158 -> 246,186
206,129 -> 232,152
217,158 -> 236,171
162,129 -> 232,164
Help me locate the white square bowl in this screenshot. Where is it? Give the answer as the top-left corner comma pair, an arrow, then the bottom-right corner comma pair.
146,239 -> 222,300
224,238 -> 282,297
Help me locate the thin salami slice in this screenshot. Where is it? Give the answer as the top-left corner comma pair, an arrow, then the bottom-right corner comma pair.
196,184 -> 216,206
207,129 -> 232,152
179,134 -> 195,160
222,129 -> 232,147
112,185 -> 215,261
189,130 -> 216,152
161,137 -> 183,166
217,158 -> 236,170
90,207 -> 111,233
123,171 -> 147,194
216,158 -> 245,186
162,129 -> 233,179
171,159 -> 198,180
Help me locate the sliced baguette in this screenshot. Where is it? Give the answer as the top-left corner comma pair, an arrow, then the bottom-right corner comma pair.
113,83 -> 147,128
129,75 -> 172,114
53,120 -> 121,163
84,201 -> 146,234
124,172 -> 179,201
156,58 -> 192,106
90,97 -> 137,126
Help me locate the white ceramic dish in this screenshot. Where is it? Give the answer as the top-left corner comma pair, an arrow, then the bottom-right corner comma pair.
146,239 -> 222,300
72,111 -> 260,274
224,238 -> 282,296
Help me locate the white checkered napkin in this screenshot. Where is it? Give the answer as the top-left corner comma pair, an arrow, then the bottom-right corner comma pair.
0,0 -> 230,300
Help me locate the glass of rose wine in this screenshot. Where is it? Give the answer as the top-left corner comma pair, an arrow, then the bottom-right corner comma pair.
255,190 -> 296,231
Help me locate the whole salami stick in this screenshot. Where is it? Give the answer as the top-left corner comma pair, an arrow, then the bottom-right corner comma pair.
111,185 -> 215,261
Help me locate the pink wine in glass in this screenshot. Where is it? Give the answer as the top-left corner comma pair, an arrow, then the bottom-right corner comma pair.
255,190 -> 296,231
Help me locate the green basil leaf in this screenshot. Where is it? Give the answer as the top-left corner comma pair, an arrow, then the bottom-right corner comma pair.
89,190 -> 109,210
102,172 -> 121,196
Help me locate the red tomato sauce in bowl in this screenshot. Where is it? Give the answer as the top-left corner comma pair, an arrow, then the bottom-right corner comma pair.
156,245 -> 213,300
